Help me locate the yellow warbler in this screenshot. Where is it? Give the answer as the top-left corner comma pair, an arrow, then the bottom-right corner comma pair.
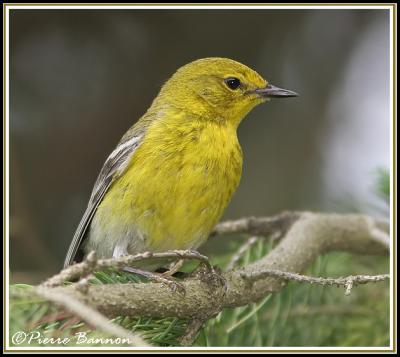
64,57 -> 297,268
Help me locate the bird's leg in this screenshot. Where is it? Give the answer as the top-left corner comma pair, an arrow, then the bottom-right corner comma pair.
112,242 -> 185,293
123,266 -> 185,294
161,259 -> 185,277
160,250 -> 212,278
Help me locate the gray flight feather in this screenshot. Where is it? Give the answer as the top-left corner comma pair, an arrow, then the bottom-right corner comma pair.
63,133 -> 143,268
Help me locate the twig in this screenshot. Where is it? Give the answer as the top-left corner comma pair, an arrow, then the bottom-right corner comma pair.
240,269 -> 390,295
211,211 -> 300,237
36,213 -> 390,320
368,219 -> 390,249
74,275 -> 92,294
226,236 -> 260,270
178,319 -> 206,346
42,250 -> 210,288
41,251 -> 98,288
35,287 -> 149,347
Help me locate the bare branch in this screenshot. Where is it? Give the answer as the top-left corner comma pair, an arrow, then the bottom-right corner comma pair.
239,269 -> 390,295
211,211 -> 300,238
368,218 -> 391,249
42,250 -> 211,288
41,212 -> 389,320
35,287 -> 149,347
178,319 -> 206,346
226,235 -> 260,270
41,251 -> 98,288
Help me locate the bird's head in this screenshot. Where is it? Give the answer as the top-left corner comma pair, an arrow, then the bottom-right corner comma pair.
155,57 -> 298,127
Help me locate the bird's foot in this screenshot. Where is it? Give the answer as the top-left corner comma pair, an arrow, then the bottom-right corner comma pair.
191,263 -> 226,294
123,266 -> 185,294
160,250 -> 214,278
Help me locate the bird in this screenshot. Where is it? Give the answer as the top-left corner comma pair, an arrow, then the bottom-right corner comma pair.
64,57 -> 297,276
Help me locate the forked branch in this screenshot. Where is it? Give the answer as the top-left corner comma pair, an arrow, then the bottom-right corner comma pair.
25,211 -> 390,346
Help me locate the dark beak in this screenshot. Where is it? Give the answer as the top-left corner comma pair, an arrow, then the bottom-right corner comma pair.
255,84 -> 298,98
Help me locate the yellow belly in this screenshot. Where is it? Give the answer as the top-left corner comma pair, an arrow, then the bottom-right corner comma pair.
88,119 -> 242,256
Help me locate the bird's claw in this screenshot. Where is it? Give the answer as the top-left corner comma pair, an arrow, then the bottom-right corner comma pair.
162,278 -> 186,295
123,266 -> 185,294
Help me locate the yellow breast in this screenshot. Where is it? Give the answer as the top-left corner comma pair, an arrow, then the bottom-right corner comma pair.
94,114 -> 243,253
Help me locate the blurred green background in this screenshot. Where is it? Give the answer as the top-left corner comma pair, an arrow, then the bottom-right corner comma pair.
10,9 -> 390,281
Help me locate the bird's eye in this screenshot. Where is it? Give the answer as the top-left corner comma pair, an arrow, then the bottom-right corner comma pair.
224,77 -> 241,90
